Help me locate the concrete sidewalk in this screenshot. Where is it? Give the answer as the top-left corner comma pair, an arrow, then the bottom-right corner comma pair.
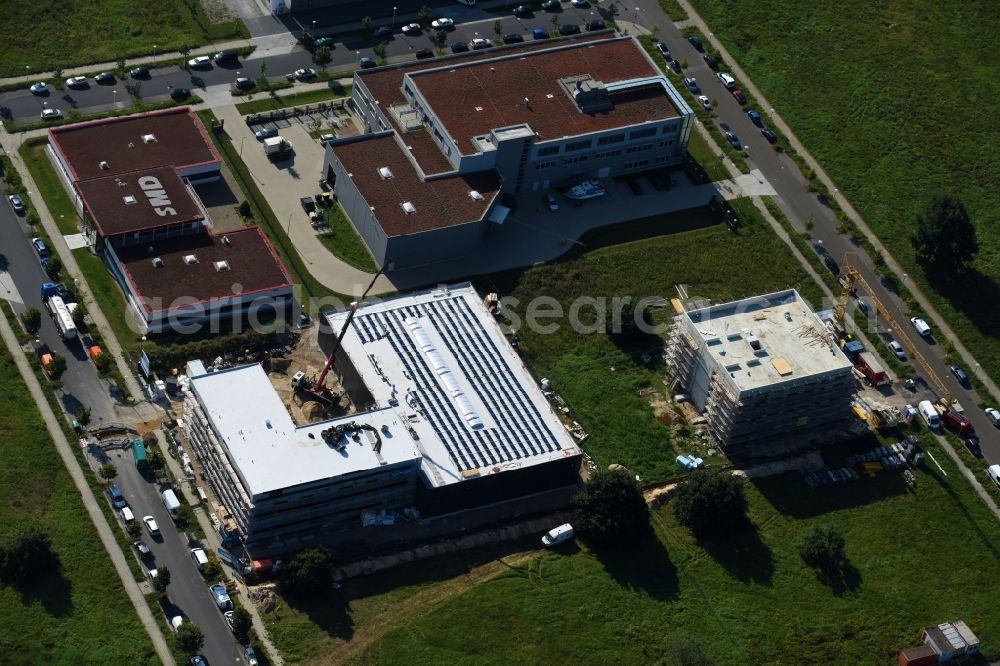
0,312 -> 176,666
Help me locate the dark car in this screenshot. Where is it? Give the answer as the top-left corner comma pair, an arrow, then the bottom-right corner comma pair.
513,4 -> 533,17
824,254 -> 840,275
559,23 -> 581,35
683,77 -> 699,93
503,33 -> 524,44
313,37 -> 335,48
731,88 -> 747,104
129,66 -> 149,78
415,48 -> 434,59
687,35 -> 704,51
669,59 -> 682,74
964,436 -> 983,458
359,56 -> 377,68
533,27 -> 549,39
170,87 -> 191,100
542,0 -> 561,10
950,364 -> 970,385
747,109 -> 762,126
720,123 -> 741,150
760,126 -> 778,143
373,26 -> 393,39
8,194 -> 26,214
94,71 -> 115,84
215,49 -> 239,63
234,77 -> 254,90
451,41 -> 469,53
627,179 -> 643,195
702,52 -> 718,69
586,19 -> 606,31
656,41 -> 671,60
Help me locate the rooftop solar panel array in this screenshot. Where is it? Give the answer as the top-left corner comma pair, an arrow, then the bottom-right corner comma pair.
352,294 -> 565,473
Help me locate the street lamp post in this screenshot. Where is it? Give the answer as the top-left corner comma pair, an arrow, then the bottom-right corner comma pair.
392,6 -> 397,28
240,135 -> 245,158
113,89 -> 118,106
25,65 -> 30,83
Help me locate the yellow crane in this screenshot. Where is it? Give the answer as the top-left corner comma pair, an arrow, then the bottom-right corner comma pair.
837,260 -> 950,404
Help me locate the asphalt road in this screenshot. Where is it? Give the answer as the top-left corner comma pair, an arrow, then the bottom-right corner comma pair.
643,5 -> 1000,462
0,5 -> 607,122
111,452 -> 244,665
0,187 -> 122,425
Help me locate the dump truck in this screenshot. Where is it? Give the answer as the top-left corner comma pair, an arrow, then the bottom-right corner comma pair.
855,352 -> 888,386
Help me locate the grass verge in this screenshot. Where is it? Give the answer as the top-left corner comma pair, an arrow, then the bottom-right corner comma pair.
235,84 -> 352,115
315,203 -> 379,273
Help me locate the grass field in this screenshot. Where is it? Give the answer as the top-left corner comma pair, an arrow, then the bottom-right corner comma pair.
0,0 -> 246,76
467,201 -> 821,481
0,347 -> 156,662
235,85 -> 352,115
686,0 -> 1000,384
356,433 -> 1000,665
316,203 -> 380,273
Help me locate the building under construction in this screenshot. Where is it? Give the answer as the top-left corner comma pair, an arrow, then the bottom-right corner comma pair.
667,290 -> 856,461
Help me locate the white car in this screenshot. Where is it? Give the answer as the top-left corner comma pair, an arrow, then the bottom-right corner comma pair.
985,407 -> 1000,427
40,108 -> 62,119
294,67 -> 317,79
170,616 -> 184,632
188,55 -> 212,68
545,194 -> 559,211
65,76 -> 88,88
988,464 -> 1000,489
431,18 -> 454,29
571,0 -> 588,6
888,340 -> 906,360
29,81 -> 48,94
120,506 -> 135,523
470,38 -> 492,50
142,515 -> 160,537
697,95 -> 712,111
401,22 -> 421,35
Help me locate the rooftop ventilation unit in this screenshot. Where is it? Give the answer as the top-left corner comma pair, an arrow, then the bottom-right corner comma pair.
378,166 -> 393,179
469,190 -> 484,201
152,257 -> 164,268
183,254 -> 198,265
401,201 -> 416,215
123,195 -> 137,205
99,160 -> 110,170
214,260 -> 230,272
141,134 -> 157,144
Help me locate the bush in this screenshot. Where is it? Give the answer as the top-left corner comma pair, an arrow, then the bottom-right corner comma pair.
672,469 -> 748,538
799,526 -> 846,572
21,307 -> 41,334
152,565 -> 171,596
98,463 -> 117,480
281,547 -> 333,597
231,605 -> 252,640
175,622 -> 204,656
574,468 -> 649,544
46,354 -> 67,379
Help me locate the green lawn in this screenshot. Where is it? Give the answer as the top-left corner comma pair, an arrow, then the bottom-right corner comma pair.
0,0 -> 246,76
316,203 -> 379,273
687,0 -> 1000,383
235,84 -> 352,115
357,433 -> 1000,665
470,201 -> 821,481
0,347 -> 156,662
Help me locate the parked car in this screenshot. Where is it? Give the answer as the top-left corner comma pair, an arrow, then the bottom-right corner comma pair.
986,407 -> 1000,427
401,23 -> 421,36
988,464 -> 1000,489
747,109 -> 763,126
559,23 -> 581,35
170,616 -> 184,633
210,583 -> 233,611
234,77 -> 254,90
373,26 -> 393,39
760,126 -> 778,143
142,515 -> 160,538
503,33 -> 524,44
656,42 -> 671,60
224,610 -> 236,632
120,506 -> 135,524
29,81 -> 48,94
544,194 -> 559,211
359,56 -> 377,68
513,4 -> 533,17
8,194 -> 25,214
431,17 -> 454,29
470,38 -> 492,49
586,19 -> 606,31
703,52 -> 718,69
888,340 -> 907,360
697,95 -> 712,111
964,435 -> 982,458
683,77 -> 699,93
65,76 -> 88,88
823,254 -> 840,275
542,523 -> 574,547
187,55 -> 212,69
949,364 -> 970,385
215,49 -> 240,63
571,0 -> 588,6
533,27 -> 549,39
451,41 -> 470,53
415,48 -> 434,59
129,66 -> 149,78
31,237 -> 49,259
294,68 -> 317,80
731,88 -> 747,104
910,317 -> 931,337
716,72 -> 736,89
189,657 -> 208,666
243,647 -> 259,666
719,123 -> 741,150
94,72 -> 115,84
133,540 -> 153,559
170,87 -> 191,100
255,127 -> 278,140
669,59 -> 682,74
687,35 -> 704,51
542,0 -> 561,9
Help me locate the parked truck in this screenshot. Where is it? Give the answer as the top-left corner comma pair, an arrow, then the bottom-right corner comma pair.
942,410 -> 974,437
263,136 -> 292,159
131,438 -> 149,473
41,283 -> 78,342
855,352 -> 888,386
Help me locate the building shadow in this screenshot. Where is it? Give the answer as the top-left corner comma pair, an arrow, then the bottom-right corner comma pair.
193,179 -> 240,208
697,521 -> 774,585
589,528 -> 679,600
751,471 -> 908,520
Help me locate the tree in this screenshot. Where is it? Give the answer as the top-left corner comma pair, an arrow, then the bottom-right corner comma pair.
21,306 -> 41,334
71,299 -> 87,327
259,58 -> 268,78
800,526 -> 846,573
911,194 -> 978,275
493,19 -> 504,39
281,548 -> 333,597
314,45 -> 332,65
175,623 -> 204,656
0,526 -> 60,582
231,605 -> 252,639
362,15 -> 374,32
606,4 -> 620,20
46,354 -> 67,379
373,42 -> 387,60
574,468 -> 649,544
179,46 -> 191,70
99,463 -> 117,480
152,565 -> 171,596
25,210 -> 40,226
417,5 -> 432,28
46,255 -> 62,278
672,468 -> 748,538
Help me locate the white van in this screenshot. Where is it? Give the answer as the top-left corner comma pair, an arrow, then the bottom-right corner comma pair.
716,72 -> 736,89
987,464 -> 1000,489
918,400 -> 940,428
161,489 -> 181,520
120,506 -> 135,523
910,317 -> 932,337
190,547 -> 209,572
541,523 -> 574,547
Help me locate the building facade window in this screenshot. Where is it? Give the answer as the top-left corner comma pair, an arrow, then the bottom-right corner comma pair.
629,127 -> 657,140
662,123 -> 679,134
624,160 -> 649,170
565,139 -> 592,152
563,155 -> 588,165
535,160 -> 558,170
597,133 -> 625,146
658,139 -> 675,148
537,145 -> 560,156
627,143 -> 654,154
593,149 -> 622,159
